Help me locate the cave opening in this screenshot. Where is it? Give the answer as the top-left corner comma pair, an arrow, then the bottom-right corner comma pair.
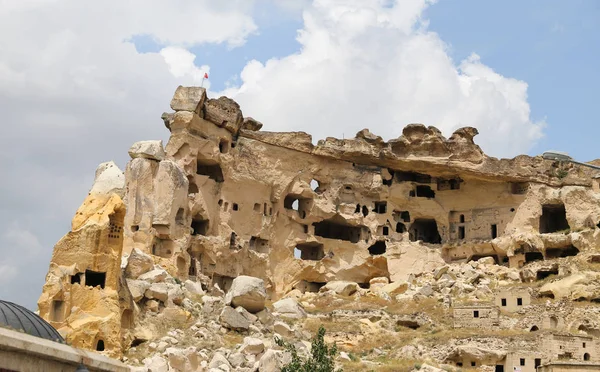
525,251 -> 544,263
85,270 -> 106,289
537,267 -> 559,280
191,217 -> 209,236
539,204 -> 569,233
196,159 -> 224,183
545,245 -> 580,259
313,218 -> 363,243
415,185 -> 435,198
368,241 -> 387,255
295,242 -> 325,261
409,219 -> 441,244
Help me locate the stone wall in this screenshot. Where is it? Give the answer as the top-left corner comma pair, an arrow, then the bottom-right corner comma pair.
453,305 -> 499,328
0,327 -> 127,372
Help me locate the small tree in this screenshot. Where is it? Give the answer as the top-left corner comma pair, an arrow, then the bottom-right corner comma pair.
275,325 -> 342,372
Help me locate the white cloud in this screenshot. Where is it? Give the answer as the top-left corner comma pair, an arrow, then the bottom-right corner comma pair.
222,0 -> 545,157
0,0 -> 258,308
0,0 -> 546,309
160,47 -> 211,88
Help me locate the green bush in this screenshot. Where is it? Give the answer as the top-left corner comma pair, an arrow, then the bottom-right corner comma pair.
275,325 -> 342,372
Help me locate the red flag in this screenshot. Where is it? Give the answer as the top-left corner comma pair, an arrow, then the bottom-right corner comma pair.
204,72 -> 209,79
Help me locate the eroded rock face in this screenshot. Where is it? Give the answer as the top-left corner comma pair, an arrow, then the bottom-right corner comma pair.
38,85 -> 600,362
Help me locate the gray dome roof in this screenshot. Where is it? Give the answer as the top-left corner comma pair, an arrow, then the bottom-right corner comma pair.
0,300 -> 64,343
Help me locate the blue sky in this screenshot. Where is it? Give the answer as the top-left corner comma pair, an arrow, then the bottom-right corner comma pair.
425,0 -> 600,162
135,0 -> 600,161
1,0 -> 599,310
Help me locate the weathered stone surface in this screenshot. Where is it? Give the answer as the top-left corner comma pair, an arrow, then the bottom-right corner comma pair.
219,306 -> 250,331
321,281 -> 360,296
38,85 -> 600,366
240,337 -> 265,355
224,275 -> 267,313
272,298 -> 307,319
242,117 -> 263,131
125,248 -> 154,279
204,96 -> 243,134
170,86 -> 206,114
128,140 -> 166,161
127,279 -> 151,302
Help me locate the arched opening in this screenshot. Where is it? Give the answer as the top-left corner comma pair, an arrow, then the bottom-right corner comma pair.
121,309 -> 133,329
96,339 -> 105,351
530,325 -> 539,332
550,316 -> 558,329
459,214 -> 465,223
409,219 -> 441,244
584,353 -> 590,361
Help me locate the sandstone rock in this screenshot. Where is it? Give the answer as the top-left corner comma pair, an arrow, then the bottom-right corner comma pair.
236,306 -> 258,323
240,337 -> 265,355
204,97 -> 243,134
128,140 -> 166,161
258,349 -> 290,372
143,355 -> 168,372
209,352 -> 231,370
161,306 -> 189,324
256,308 -> 274,326
127,279 -> 151,302
320,281 -> 360,296
170,86 -> 206,114
219,306 -> 250,331
147,300 -> 160,312
228,352 -> 246,368
272,298 -> 307,319
125,248 -> 154,279
89,161 -> 125,197
242,117 -> 263,131
434,265 -> 449,280
224,275 -> 267,313
145,283 -> 169,302
273,321 -> 293,337
167,284 -> 185,305
382,281 -> 409,295
139,269 -> 169,283
184,280 -> 205,296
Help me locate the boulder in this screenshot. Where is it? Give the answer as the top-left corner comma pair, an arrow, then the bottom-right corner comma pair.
320,281 -> 360,296
126,279 -> 151,302
273,321 -> 293,337
184,280 -> 205,296
219,306 -> 250,331
258,349 -> 290,372
225,275 -> 267,313
139,268 -> 169,283
125,248 -> 154,279
242,117 -> 263,131
272,298 -> 307,319
240,337 -> 265,355
128,140 -> 166,161
145,283 -> 169,302
209,352 -> 231,370
89,161 -> 125,197
143,355 -> 168,372
170,86 -> 206,114
204,97 -> 243,134
382,281 -> 409,295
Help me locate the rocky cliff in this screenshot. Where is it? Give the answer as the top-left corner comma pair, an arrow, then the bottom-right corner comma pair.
37,86 -> 600,371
